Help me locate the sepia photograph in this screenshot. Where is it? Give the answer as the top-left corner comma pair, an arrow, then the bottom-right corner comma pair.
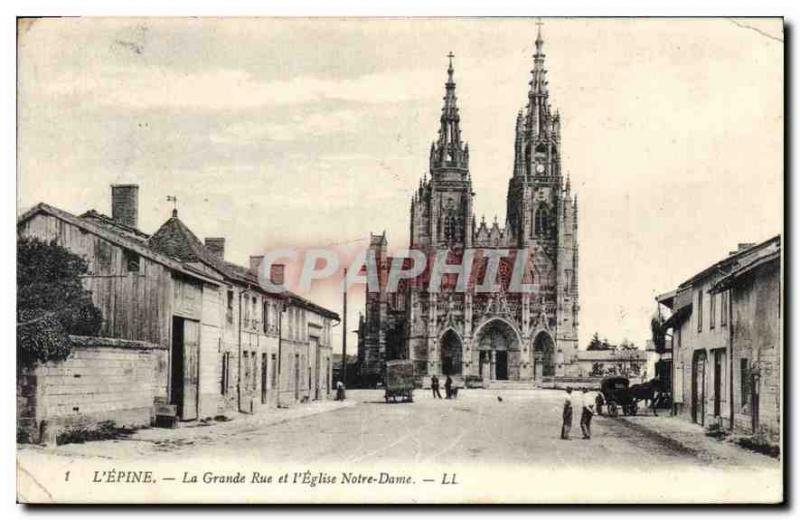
14,16 -> 783,504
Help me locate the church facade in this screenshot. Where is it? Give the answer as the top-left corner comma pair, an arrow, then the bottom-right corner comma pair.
358,29 -> 580,386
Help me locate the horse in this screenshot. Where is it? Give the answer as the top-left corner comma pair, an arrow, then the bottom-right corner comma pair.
628,378 -> 663,416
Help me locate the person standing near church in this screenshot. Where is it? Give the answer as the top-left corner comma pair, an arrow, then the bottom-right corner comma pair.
444,375 -> 453,399
561,387 -> 573,440
431,375 -> 442,399
580,388 -> 594,439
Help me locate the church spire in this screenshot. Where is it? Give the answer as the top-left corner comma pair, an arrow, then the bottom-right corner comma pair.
527,20 -> 551,141
430,52 -> 468,173
529,20 -> 548,98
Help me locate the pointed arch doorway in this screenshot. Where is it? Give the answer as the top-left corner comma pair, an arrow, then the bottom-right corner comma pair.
440,330 -> 463,376
475,319 -> 520,381
533,331 -> 555,380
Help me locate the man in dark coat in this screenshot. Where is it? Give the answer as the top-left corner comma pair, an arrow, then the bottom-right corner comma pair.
580,388 -> 594,439
561,387 -> 573,440
431,375 -> 442,399
444,375 -> 453,399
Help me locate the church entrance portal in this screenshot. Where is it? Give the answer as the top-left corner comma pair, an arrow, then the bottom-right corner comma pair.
533,331 -> 555,380
440,330 -> 462,376
476,320 -> 519,381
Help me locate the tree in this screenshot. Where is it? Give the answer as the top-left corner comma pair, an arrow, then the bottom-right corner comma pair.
587,332 -> 610,351
619,339 -> 638,351
17,237 -> 102,369
651,310 -> 666,353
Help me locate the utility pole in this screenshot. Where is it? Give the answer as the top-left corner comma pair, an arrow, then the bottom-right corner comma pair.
341,267 -> 348,386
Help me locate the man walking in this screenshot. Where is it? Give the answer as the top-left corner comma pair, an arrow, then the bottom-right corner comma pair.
561,387 -> 573,440
431,374 -> 443,399
444,375 -> 453,399
580,388 -> 594,439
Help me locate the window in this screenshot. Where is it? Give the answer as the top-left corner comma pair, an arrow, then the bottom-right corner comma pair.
251,351 -> 258,389
252,297 -> 258,329
221,352 -> 230,395
244,294 -> 252,327
226,290 -> 234,324
710,292 -> 716,330
124,249 -> 140,273
534,207 -> 550,237
263,301 -> 269,333
271,353 -> 278,388
740,359 -> 750,408
721,291 -> 728,327
697,290 -> 703,333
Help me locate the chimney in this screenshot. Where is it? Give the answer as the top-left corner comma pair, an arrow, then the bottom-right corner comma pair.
249,255 -> 263,273
205,237 -> 226,260
111,184 -> 139,228
729,242 -> 756,256
270,264 -> 285,286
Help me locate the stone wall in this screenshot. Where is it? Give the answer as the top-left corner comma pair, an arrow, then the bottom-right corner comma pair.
730,261 -> 781,442
17,335 -> 167,444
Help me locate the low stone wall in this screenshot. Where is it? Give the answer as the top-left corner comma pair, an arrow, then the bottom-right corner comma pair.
538,376 -> 644,391
17,335 -> 167,444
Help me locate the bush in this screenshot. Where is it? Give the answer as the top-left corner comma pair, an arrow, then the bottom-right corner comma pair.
56,420 -> 138,446
737,434 -> 780,458
17,238 -> 103,369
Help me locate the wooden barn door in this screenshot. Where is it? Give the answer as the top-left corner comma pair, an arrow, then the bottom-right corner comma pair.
181,319 -> 200,420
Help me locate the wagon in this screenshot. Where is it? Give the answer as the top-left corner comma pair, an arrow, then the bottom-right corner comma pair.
599,376 -> 638,417
384,360 -> 414,403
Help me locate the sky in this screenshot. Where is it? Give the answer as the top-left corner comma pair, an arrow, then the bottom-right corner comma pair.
17,17 -> 783,352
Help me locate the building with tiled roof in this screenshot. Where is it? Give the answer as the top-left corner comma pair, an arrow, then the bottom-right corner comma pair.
18,184 -> 340,426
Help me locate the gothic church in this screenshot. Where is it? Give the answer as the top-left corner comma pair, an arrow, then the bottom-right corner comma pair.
358,28 -> 580,385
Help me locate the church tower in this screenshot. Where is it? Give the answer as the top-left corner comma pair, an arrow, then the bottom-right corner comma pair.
506,24 -> 564,247
505,24 -> 580,374
410,54 -> 474,250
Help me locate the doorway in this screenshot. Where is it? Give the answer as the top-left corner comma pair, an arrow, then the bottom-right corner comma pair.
170,316 -> 199,421
294,353 -> 300,401
312,337 -> 321,400
692,350 -> 707,425
533,331 -> 555,379
261,353 -> 268,404
495,351 -> 509,380
713,350 -> 722,417
751,372 -> 760,433
440,330 -> 462,376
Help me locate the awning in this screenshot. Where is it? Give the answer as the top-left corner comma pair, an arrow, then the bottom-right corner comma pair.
662,303 -> 692,329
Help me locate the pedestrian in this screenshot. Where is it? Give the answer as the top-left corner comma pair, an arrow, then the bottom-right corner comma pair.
444,375 -> 453,399
336,381 -> 346,401
595,391 -> 605,416
431,375 -> 443,399
580,389 -> 594,439
561,387 -> 573,440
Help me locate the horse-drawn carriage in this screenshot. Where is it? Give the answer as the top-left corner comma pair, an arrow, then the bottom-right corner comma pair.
384,360 -> 414,403
599,376 -> 638,417
598,376 -> 669,417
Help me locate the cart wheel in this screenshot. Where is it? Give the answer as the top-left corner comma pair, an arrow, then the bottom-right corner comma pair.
608,403 -> 619,417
